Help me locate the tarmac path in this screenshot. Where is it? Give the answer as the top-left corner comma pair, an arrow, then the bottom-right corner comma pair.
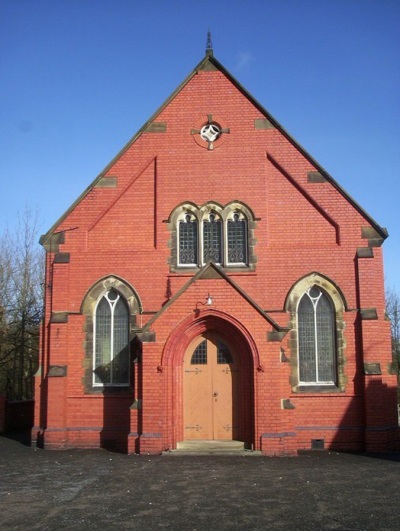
1,436 -> 399,530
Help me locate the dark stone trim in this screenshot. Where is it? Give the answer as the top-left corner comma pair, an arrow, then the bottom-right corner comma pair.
48,365 -> 67,377
356,247 -> 374,258
54,252 -> 70,263
307,171 -> 326,183
144,122 -> 167,133
267,330 -> 289,342
50,312 -> 68,323
95,176 -> 118,188
198,60 -> 218,72
364,362 -> 382,375
281,399 -> 295,410
130,399 -> 142,409
41,231 -> 65,252
294,385 -> 341,393
360,308 -> 378,320
254,118 -> 275,130
368,238 -> 385,248
361,227 -> 385,248
280,348 -> 290,362
136,331 -> 156,343
261,432 -> 296,438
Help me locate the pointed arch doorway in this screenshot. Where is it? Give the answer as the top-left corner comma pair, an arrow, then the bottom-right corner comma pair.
183,332 -> 241,441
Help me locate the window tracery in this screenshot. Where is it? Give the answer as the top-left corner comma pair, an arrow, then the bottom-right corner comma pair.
170,202 -> 255,270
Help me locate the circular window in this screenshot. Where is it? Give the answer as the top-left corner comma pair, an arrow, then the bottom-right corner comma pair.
200,123 -> 221,143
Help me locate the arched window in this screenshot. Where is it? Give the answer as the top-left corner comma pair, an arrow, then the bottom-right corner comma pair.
93,289 -> 130,386
179,212 -> 198,266
227,212 -> 247,265
297,287 -> 336,385
169,202 -> 256,271
203,212 -> 222,264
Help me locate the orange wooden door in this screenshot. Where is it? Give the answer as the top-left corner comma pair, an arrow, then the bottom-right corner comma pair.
183,335 -> 240,440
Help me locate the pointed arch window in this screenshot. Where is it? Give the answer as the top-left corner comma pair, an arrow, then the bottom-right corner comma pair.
297,287 -> 336,385
94,290 -> 130,386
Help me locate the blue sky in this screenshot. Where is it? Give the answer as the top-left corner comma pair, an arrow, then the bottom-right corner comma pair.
1,0 -> 399,290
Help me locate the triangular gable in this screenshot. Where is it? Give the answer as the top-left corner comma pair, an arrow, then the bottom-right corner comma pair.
40,53 -> 387,246
141,262 -> 288,333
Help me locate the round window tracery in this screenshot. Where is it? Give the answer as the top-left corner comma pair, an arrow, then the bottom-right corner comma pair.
200,123 -> 221,143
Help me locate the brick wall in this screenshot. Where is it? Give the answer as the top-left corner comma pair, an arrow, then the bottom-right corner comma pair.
34,56 -> 398,454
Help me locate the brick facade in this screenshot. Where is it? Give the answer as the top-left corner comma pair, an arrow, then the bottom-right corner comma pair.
33,51 -> 399,455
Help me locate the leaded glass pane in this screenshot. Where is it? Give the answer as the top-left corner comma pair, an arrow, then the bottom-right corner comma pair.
227,216 -> 247,264
298,295 -> 316,382
316,293 -> 335,382
191,340 -> 207,364
112,297 -> 129,384
203,216 -> 222,263
179,216 -> 198,265
94,297 -> 111,384
94,292 -> 130,386
217,342 -> 233,364
298,288 -> 336,385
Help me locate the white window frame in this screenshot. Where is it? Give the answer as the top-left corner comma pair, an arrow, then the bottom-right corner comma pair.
225,211 -> 248,266
177,211 -> 199,267
296,288 -> 336,386
93,290 -> 130,387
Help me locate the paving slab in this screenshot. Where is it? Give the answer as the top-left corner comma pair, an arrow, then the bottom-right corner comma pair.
1,435 -> 400,530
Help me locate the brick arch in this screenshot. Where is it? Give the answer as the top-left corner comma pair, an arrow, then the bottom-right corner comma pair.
161,309 -> 258,449
161,308 -> 261,370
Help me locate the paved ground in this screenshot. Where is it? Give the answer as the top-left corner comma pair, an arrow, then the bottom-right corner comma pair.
1,435 -> 400,530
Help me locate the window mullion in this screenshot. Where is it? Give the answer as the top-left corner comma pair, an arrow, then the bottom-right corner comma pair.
110,301 -> 114,384
314,303 -> 319,383
223,220 -> 227,266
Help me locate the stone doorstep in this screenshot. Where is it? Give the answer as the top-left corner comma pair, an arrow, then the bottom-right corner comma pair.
163,439 -> 262,456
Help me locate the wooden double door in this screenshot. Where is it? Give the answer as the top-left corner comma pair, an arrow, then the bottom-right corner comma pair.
183,334 -> 240,440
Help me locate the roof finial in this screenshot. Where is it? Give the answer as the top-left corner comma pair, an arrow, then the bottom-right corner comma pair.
206,30 -> 213,56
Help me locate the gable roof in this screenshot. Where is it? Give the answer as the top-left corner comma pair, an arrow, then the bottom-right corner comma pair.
40,53 -> 388,246
140,262 -> 289,334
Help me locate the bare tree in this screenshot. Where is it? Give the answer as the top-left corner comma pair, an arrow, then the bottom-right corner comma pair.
0,209 -> 44,400
386,285 -> 400,407
386,286 -> 400,363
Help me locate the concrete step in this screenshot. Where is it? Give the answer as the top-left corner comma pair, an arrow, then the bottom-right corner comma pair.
163,439 -> 262,456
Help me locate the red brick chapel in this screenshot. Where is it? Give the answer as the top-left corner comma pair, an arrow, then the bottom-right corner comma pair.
34,43 -> 399,455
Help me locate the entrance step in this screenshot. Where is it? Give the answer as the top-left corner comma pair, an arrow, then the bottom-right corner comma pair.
164,440 -> 261,456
